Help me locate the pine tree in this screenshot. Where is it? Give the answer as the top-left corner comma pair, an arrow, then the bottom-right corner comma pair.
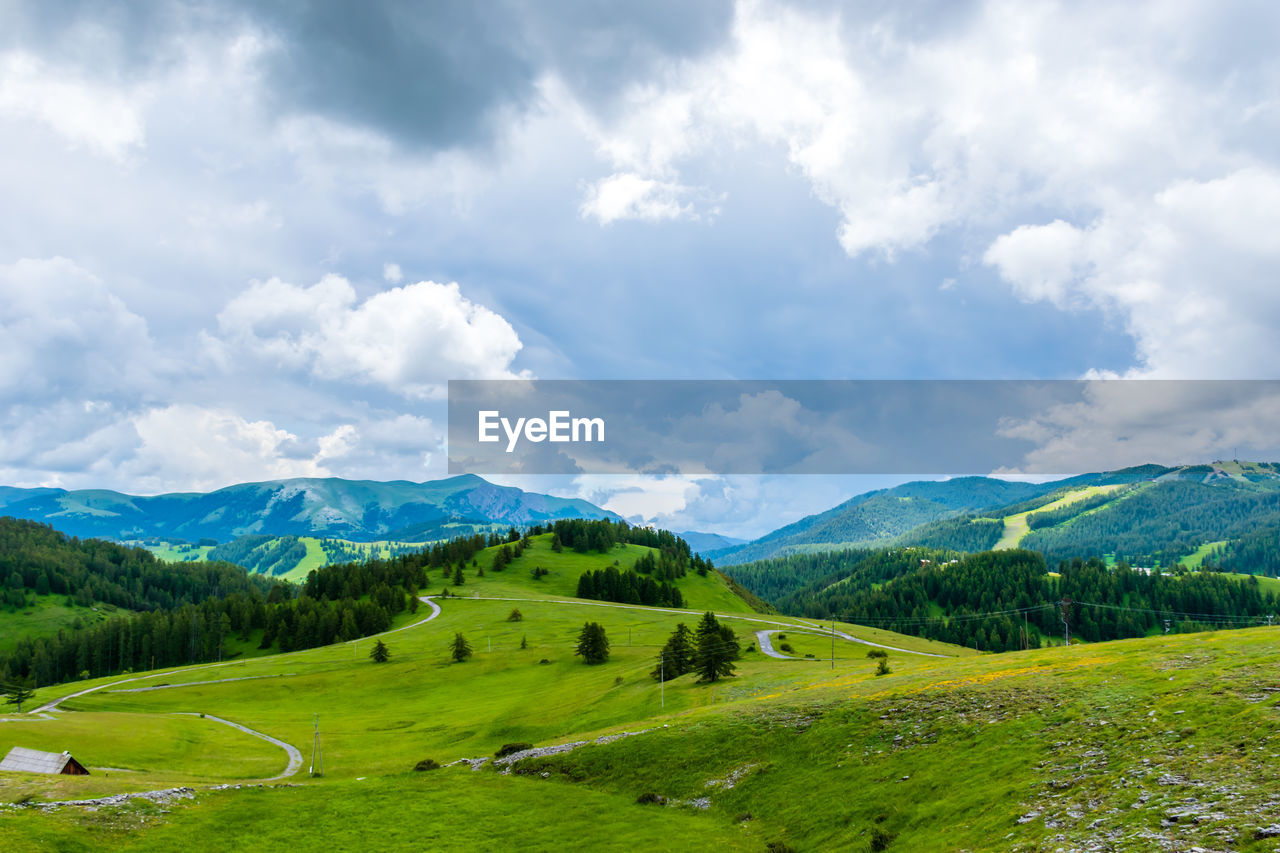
453,564 -> 465,586
651,622 -> 695,681
3,677 -> 35,713
575,622 -> 610,664
369,639 -> 390,663
450,632 -> 472,663
692,611 -> 738,683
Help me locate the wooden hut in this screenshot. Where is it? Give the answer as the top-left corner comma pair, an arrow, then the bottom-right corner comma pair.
0,746 -> 90,775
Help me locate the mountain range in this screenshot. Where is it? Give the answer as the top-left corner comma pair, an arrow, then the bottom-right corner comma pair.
709,461 -> 1280,566
0,474 -> 620,543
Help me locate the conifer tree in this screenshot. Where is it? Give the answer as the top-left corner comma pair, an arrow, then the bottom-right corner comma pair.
575,621 -> 610,664
450,632 -> 472,663
651,622 -> 694,681
692,611 -> 738,683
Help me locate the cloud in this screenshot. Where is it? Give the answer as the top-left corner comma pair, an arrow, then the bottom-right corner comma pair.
120,404 -> 330,493
995,381 -> 1280,474
0,51 -> 146,158
382,262 -> 402,283
985,169 -> 1280,378
210,274 -> 526,398
579,173 -> 699,223
0,257 -> 158,400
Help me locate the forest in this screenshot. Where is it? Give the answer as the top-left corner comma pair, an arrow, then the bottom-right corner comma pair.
0,522 -> 492,688
774,549 -> 1278,652
0,517 -> 270,610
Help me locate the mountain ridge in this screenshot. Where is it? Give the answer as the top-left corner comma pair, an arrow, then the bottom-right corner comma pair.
0,475 -> 620,544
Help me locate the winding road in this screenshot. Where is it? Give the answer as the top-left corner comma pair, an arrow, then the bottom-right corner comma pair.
15,589 -> 940,797
21,594 -> 446,784
445,593 -> 945,657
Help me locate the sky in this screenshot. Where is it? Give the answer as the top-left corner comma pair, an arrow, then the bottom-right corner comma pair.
2,1 -> 1278,539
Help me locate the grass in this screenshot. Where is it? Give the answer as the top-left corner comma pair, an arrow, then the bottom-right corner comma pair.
994,484 -> 1126,550
0,596 -> 126,654
0,712 -> 286,802
1210,571 -> 1280,595
140,542 -> 214,563
5,601 -> 1280,850
1181,540 -> 1227,569
519,627 -> 1280,851
0,773 -> 755,852
11,534 -> 1280,850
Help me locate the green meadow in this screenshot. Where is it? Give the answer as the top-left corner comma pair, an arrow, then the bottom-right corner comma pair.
0,596 -> 125,655
4,536 -> 1279,850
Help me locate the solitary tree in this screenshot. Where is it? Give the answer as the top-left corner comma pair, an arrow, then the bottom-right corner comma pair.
575,622 -> 610,664
452,564 -> 465,586
508,608 -> 523,622
450,633 -> 473,663
875,657 -> 891,676
651,622 -> 695,681
692,611 -> 739,683
3,677 -> 35,713
369,639 -> 390,663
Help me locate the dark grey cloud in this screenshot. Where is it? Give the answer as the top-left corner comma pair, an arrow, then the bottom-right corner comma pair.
2,0 -> 735,150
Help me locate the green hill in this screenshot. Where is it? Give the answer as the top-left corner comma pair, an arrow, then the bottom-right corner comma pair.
710,478 -> 1056,565
2,583 -> 1278,850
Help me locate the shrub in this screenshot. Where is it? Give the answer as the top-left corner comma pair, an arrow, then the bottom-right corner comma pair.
779,642 -> 794,653
636,792 -> 666,805
875,658 -> 892,676
866,648 -> 888,659
766,843 -> 797,853
870,828 -> 895,851
495,742 -> 533,758
413,759 -> 441,771
538,658 -> 551,665
508,608 -> 523,622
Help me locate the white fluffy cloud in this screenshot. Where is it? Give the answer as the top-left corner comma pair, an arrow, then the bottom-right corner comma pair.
210,275 -> 527,398
580,173 -> 699,224
121,404 -> 331,492
0,257 -> 158,400
985,168 -> 1280,377
0,51 -> 147,159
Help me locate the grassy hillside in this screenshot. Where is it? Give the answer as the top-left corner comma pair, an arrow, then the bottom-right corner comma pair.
3,595 -> 1278,850
711,478 -> 1056,565
993,484 -> 1129,550
0,595 -> 126,654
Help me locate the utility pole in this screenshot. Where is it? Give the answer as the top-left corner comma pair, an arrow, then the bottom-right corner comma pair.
1058,598 -> 1072,647
659,652 -> 664,710
310,713 -> 322,777
830,614 -> 836,670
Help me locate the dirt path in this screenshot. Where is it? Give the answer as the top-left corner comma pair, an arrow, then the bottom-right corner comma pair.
31,595 -> 444,714
176,713 -> 302,780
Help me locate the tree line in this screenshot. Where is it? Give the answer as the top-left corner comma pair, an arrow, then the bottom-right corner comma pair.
774,548 -> 1279,652
576,566 -> 685,608
0,516 -> 271,611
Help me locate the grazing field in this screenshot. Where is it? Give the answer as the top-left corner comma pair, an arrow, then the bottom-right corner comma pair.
6,534 -> 1279,851
994,485 -> 1127,550
0,595 -> 125,654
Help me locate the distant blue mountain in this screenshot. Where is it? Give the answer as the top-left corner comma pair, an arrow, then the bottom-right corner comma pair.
0,474 -> 619,543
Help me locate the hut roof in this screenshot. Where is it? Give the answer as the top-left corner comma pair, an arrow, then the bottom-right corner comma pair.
0,746 -> 86,774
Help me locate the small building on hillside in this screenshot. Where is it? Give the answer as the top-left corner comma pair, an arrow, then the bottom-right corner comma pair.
0,746 -> 90,775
